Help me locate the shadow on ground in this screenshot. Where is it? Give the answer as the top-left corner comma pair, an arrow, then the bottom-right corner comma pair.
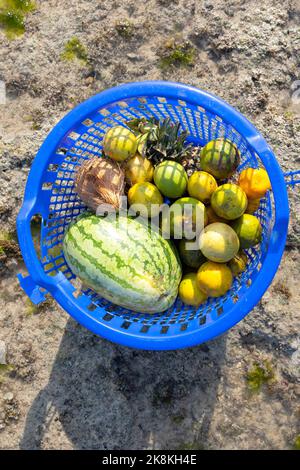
20,318 -> 227,450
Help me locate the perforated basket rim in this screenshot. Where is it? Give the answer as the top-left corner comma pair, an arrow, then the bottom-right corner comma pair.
17,81 -> 289,350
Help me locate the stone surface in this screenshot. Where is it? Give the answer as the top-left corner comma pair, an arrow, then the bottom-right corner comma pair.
0,341 -> 6,365
0,0 -> 299,450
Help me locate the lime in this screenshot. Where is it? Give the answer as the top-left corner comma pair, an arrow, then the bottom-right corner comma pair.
245,197 -> 261,215
153,161 -> 188,198
231,214 -> 262,249
206,205 -> 227,224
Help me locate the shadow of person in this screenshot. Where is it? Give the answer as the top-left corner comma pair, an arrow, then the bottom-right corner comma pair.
20,318 -> 227,450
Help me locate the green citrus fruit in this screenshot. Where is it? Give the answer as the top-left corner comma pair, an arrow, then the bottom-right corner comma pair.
200,138 -> 240,179
153,161 -> 188,198
163,197 -> 208,239
178,239 -> 206,269
211,183 -> 247,220
231,214 -> 262,248
103,126 -> 137,161
199,222 -> 240,263
206,205 -> 227,224
228,250 -> 248,276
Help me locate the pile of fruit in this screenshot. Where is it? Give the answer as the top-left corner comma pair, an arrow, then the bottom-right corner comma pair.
63,117 -> 271,314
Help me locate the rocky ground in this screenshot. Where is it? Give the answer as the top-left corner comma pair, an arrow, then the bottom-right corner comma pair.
0,0 -> 299,450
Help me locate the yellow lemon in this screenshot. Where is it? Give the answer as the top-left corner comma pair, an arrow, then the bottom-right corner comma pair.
187,171 -> 218,204
179,273 -> 208,306
197,261 -> 233,297
199,222 -> 240,263
128,182 -> 163,218
103,126 -> 137,161
125,154 -> 154,185
211,183 -> 247,220
238,167 -> 271,199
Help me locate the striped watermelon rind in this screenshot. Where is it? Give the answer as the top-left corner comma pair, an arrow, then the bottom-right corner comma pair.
63,213 -> 182,313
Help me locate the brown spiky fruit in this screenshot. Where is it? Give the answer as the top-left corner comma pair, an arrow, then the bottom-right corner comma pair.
75,157 -> 125,212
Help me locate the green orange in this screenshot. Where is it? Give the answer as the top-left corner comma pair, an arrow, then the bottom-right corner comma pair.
211,183 -> 247,220
228,250 -> 248,276
153,161 -> 188,198
178,239 -> 206,269
164,197 -> 207,239
200,138 -> 240,179
231,214 -> 262,249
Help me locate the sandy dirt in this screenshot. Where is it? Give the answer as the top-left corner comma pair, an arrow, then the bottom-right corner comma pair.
0,0 -> 299,450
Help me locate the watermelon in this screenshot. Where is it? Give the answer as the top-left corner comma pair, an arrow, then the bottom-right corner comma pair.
63,213 -> 182,313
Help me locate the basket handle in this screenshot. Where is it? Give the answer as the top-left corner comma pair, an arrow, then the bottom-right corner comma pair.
16,201 -> 64,301
284,170 -> 300,187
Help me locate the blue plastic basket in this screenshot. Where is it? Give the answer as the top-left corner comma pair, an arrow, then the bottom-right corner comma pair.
16,81 -> 299,350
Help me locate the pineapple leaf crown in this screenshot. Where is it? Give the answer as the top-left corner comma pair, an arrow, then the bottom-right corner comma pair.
127,117 -> 193,165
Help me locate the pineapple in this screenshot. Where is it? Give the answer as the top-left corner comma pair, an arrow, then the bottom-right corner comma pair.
127,117 -> 197,167
181,146 -> 202,176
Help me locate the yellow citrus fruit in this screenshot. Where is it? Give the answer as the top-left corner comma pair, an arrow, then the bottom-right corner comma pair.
128,182 -> 163,218
228,250 -> 248,276
231,214 -> 262,249
125,154 -> 154,185
187,171 -> 218,204
211,183 -> 247,220
238,168 -> 271,199
103,126 -> 137,161
245,197 -> 261,214
199,222 -> 240,263
179,273 -> 208,306
197,261 -> 233,297
206,205 -> 227,224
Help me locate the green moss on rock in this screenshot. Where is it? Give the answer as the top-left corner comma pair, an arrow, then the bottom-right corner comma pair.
61,37 -> 88,63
